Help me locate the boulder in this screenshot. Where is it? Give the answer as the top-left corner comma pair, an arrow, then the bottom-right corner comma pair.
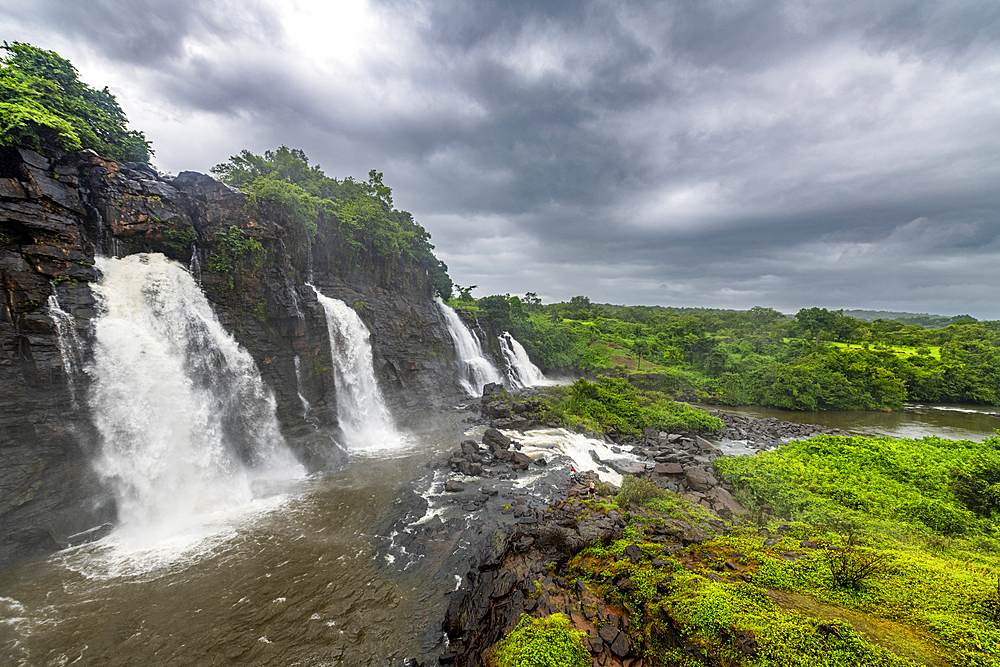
510,451 -> 532,470
654,462 -> 684,476
483,428 -> 511,453
445,481 -> 466,492
684,467 -> 717,493
706,487 -> 743,516
460,461 -> 484,476
610,631 -> 630,657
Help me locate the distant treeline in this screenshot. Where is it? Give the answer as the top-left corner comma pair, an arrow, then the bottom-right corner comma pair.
457,294 -> 1000,411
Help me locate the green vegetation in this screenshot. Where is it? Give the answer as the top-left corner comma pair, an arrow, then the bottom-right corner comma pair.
540,376 -> 724,438
162,225 -> 196,254
564,520 -> 924,666
207,225 -> 265,291
716,434 -> 1000,536
487,613 -> 590,667
544,432 -> 1000,665
705,433 -> 1000,665
0,42 -> 151,162
212,146 -> 452,297
469,293 -> 1000,410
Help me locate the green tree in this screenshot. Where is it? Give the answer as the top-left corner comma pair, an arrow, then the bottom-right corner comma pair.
0,42 -> 152,162
454,284 -> 477,301
632,338 -> 652,370
795,307 -> 840,344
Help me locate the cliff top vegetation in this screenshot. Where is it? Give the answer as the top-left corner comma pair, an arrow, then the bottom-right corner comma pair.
0,42 -> 152,163
212,146 -> 452,298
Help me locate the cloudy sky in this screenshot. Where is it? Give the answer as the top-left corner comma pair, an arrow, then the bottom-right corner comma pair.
4,0 -> 1000,317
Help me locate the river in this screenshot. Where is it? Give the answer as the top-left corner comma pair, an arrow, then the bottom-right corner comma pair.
706,402 -> 1000,442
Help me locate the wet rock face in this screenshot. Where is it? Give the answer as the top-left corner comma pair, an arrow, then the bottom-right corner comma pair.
0,146 -> 464,570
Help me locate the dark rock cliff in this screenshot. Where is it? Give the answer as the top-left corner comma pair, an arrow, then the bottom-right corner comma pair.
0,146 -> 465,570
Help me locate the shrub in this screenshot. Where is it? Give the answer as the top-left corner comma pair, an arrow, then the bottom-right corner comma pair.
487,613 -> 590,667
615,475 -> 666,508
825,545 -> 892,590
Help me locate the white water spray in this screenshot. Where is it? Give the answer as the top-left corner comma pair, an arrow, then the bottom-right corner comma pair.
87,254 -> 303,539
436,298 -> 503,397
498,332 -> 551,389
311,286 -> 403,451
47,292 -> 84,401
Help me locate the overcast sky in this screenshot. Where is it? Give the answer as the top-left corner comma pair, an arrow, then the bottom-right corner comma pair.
4,0 -> 1000,317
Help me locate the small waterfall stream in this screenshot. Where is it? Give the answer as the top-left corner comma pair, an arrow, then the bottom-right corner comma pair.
47,292 -> 84,402
499,331 -> 551,389
293,355 -> 315,423
311,286 -> 403,451
88,253 -> 303,538
436,298 -> 504,396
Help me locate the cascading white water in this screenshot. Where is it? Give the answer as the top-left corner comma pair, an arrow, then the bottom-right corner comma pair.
47,292 -> 83,401
311,286 -> 403,451
293,355 -> 314,422
88,253 -> 303,538
499,331 -> 551,389
435,297 -> 504,397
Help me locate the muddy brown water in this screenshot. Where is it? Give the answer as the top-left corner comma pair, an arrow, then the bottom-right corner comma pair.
0,411 -> 477,667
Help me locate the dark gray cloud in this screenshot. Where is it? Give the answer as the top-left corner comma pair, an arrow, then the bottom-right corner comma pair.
3,0 -> 999,317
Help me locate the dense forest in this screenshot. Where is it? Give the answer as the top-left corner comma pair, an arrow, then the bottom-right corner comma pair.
459,294 -> 1000,411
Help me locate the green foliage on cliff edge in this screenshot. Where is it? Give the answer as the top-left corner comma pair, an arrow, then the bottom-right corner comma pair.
212,146 -> 452,298
0,42 -> 152,162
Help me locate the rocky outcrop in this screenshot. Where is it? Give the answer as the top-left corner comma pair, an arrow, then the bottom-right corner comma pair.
707,411 -> 850,447
0,145 -> 467,570
437,490 -> 725,667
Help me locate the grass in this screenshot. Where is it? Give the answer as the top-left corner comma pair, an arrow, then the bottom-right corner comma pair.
826,340 -> 942,360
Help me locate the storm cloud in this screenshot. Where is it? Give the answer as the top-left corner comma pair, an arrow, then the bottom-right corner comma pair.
3,0 -> 999,316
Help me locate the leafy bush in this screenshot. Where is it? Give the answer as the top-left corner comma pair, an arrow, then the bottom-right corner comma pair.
0,42 -> 151,161
207,226 -> 265,291
825,545 -> 892,590
615,475 -> 666,508
487,613 -> 590,667
543,376 -> 723,438
951,454 -> 1000,518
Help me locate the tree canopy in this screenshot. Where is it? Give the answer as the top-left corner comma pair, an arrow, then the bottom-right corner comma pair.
0,42 -> 152,162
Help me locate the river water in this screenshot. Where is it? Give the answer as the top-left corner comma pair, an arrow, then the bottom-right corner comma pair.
0,411 -> 472,667
711,402 -> 1000,442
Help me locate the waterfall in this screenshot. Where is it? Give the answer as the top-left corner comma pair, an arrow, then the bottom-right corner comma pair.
47,292 -> 83,402
435,297 -> 504,397
188,242 -> 201,283
294,355 -> 315,423
87,253 -> 303,537
311,286 -> 402,451
499,332 -> 550,389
